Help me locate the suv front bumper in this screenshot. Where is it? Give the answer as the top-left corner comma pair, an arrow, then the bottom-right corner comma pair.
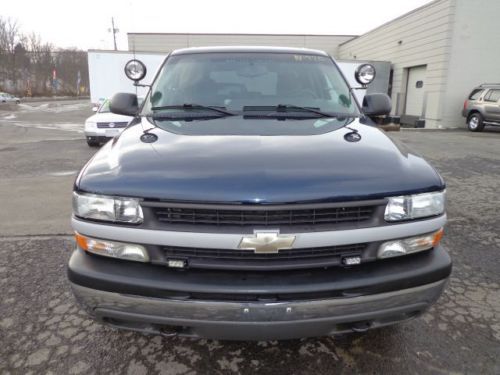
68,246 -> 451,340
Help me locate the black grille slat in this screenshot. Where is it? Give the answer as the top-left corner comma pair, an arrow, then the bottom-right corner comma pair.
154,205 -> 376,227
96,122 -> 128,129
163,244 -> 366,267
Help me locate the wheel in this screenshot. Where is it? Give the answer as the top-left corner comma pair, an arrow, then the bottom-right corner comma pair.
86,138 -> 100,147
467,113 -> 484,132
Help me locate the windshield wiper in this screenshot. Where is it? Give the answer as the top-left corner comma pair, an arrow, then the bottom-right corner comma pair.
151,104 -> 236,117
243,105 -> 348,118
275,104 -> 333,117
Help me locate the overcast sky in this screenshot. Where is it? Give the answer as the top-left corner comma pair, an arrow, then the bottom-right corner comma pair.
3,0 -> 433,50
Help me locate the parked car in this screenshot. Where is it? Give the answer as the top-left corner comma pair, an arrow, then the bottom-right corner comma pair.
69,47 -> 451,341
0,92 -> 21,104
84,98 -> 142,147
462,83 -> 500,131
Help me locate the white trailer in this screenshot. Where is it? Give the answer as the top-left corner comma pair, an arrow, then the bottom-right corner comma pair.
337,60 -> 391,103
88,50 -> 166,104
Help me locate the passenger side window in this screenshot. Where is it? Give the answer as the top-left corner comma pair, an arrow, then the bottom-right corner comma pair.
468,89 -> 483,100
484,89 -> 500,102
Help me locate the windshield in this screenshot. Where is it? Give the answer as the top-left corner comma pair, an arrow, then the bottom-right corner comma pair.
144,52 -> 359,116
98,100 -> 111,113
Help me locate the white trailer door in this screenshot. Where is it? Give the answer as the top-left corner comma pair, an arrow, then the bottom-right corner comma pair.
405,65 -> 427,117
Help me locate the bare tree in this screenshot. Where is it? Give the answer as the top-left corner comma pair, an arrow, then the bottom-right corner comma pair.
0,16 -> 88,96
2,17 -> 19,53
0,17 -> 22,87
55,49 -> 88,95
28,32 -> 49,94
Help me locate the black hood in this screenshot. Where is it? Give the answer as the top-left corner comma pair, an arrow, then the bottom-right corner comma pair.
76,117 -> 444,204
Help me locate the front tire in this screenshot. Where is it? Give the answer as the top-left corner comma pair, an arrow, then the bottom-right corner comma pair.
467,113 -> 484,132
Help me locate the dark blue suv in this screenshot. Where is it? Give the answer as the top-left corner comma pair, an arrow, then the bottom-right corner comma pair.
68,47 -> 451,340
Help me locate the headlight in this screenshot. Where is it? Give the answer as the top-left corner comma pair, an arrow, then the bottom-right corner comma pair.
73,192 -> 143,224
378,228 -> 444,259
384,191 -> 445,222
75,233 -> 149,262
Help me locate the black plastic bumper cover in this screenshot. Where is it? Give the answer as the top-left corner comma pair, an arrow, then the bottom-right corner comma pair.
68,246 -> 451,300
68,247 -> 451,340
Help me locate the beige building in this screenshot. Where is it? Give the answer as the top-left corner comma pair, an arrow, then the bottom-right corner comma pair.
127,0 -> 500,129
128,33 -> 355,58
338,0 -> 500,128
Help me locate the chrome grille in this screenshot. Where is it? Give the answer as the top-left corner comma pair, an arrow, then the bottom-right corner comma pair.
96,122 -> 128,129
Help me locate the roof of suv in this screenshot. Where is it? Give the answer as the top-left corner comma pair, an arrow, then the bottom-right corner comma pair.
477,83 -> 500,89
171,46 -> 329,56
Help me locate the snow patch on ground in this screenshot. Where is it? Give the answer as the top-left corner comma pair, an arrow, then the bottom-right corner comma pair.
17,102 -> 89,113
48,171 -> 78,177
4,121 -> 83,133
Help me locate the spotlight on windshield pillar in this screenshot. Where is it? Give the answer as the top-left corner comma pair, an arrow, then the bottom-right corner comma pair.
355,64 -> 376,86
124,59 -> 147,81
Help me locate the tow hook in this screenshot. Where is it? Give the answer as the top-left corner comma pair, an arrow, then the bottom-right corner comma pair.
159,326 -> 179,337
350,321 -> 373,332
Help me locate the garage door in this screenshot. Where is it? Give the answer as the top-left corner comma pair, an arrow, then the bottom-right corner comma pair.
405,65 -> 427,117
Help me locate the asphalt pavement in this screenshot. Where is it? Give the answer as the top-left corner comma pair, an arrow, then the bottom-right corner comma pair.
0,100 -> 499,374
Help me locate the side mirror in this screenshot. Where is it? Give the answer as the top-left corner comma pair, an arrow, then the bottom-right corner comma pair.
109,93 -> 139,116
362,93 -> 392,117
92,106 -> 98,112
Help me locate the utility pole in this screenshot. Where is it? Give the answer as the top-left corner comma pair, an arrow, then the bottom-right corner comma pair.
108,17 -> 119,50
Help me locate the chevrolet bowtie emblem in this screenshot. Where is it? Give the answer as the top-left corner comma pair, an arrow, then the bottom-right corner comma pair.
238,230 -> 296,254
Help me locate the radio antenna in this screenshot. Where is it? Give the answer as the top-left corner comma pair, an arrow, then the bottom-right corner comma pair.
128,5 -> 138,97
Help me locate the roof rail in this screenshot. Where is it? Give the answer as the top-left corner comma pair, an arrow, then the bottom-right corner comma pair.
479,83 -> 500,86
